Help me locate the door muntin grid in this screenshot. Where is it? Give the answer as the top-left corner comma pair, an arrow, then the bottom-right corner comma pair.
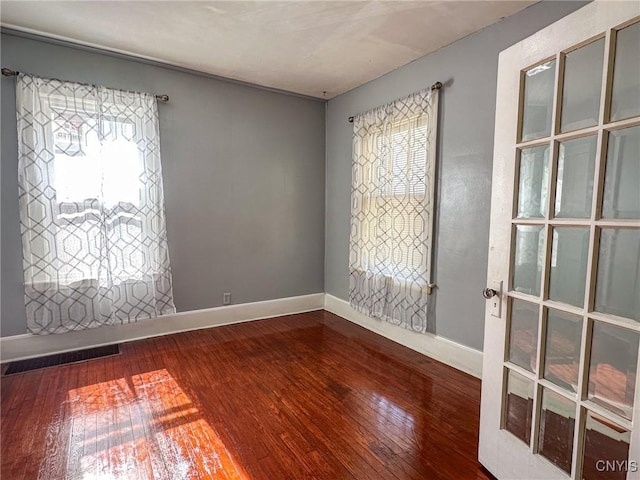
502,18 -> 640,479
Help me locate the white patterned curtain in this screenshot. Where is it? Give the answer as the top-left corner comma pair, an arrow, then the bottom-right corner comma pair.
349,88 -> 439,332
16,74 -> 175,335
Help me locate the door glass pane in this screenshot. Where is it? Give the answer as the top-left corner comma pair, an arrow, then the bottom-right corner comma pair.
555,136 -> 596,218
582,410 -> 631,480
587,321 -> 639,420
602,126 -> 640,219
538,389 -> 575,474
543,309 -> 582,393
521,60 -> 556,142
517,145 -> 550,218
548,227 -> 590,307
509,299 -> 539,373
513,225 -> 545,296
611,22 -> 640,122
504,369 -> 534,445
560,38 -> 605,132
595,229 -> 640,321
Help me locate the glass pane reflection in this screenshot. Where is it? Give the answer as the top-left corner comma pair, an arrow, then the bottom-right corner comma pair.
548,227 -> 590,307
587,321 -> 639,420
509,299 -> 539,373
602,126 -> 640,220
611,22 -> 640,121
595,229 -> 640,322
517,145 -> 549,218
521,60 -> 556,142
543,308 -> 582,393
555,136 -> 596,218
583,410 -> 631,480
560,39 -> 605,132
538,389 -> 575,474
504,370 -> 534,446
513,225 -> 545,297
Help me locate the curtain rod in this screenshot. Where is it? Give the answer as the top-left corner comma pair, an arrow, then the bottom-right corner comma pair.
348,81 -> 442,123
1,67 -> 170,102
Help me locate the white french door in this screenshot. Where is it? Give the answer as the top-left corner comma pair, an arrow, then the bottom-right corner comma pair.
479,1 -> 640,479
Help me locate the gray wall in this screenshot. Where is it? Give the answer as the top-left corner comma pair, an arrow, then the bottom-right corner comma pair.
1,32 -> 326,337
325,1 -> 587,351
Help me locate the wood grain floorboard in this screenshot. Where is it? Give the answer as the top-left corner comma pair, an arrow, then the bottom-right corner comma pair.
1,310 -> 493,479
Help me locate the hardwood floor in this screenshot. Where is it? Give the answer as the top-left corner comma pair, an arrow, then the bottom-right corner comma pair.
1,310 -> 492,479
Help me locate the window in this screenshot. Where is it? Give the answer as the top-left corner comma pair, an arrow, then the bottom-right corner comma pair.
349,88 -> 439,332
370,117 -> 428,279
16,74 -> 175,334
51,101 -> 145,285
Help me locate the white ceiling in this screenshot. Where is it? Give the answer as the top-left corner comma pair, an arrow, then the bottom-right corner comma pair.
0,1 -> 535,99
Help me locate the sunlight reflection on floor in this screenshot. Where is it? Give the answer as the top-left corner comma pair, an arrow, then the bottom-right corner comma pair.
38,369 -> 249,480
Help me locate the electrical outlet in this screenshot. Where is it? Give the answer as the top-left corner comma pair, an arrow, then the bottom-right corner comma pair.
223,293 -> 231,305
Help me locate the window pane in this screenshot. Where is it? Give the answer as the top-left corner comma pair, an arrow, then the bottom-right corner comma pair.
521,60 -> 556,142
508,299 -> 539,373
611,22 -> 640,122
355,116 -> 432,280
52,108 -> 101,201
543,308 -> 582,393
548,227 -> 589,307
538,389 -> 575,474
602,126 -> 640,219
512,225 -> 545,296
588,321 -> 639,420
595,229 -> 640,322
517,145 -> 549,219
504,370 -> 534,446
555,136 -> 596,218
51,107 -> 145,284
379,121 -> 428,197
582,410 -> 631,480
560,39 -> 605,132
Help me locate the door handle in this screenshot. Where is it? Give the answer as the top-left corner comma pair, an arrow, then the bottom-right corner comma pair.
483,288 -> 498,299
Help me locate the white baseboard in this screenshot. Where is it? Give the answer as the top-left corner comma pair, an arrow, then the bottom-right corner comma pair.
1,292 -> 483,378
324,294 -> 483,379
0,293 -> 325,363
